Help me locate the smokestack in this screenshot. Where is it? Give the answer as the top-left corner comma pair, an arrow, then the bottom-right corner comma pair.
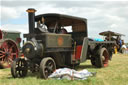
26,8 -> 36,34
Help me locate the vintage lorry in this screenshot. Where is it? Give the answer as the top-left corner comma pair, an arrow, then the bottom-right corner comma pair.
11,8 -> 115,79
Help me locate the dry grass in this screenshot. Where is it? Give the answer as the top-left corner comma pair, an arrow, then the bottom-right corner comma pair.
0,53 -> 128,85
0,69 -> 10,78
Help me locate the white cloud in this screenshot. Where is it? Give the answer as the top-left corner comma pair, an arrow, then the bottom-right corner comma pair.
36,5 -> 66,14
1,7 -> 20,20
1,24 -> 28,33
1,1 -> 128,42
110,24 -> 118,29
105,14 -> 125,22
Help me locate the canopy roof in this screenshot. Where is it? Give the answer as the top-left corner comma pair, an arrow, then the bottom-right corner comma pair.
35,13 -> 87,32
35,13 -> 87,26
99,31 -> 125,36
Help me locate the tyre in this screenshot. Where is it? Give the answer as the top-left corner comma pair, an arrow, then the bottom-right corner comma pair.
74,63 -> 80,66
95,47 -> 109,68
91,56 -> 96,66
70,63 -> 80,68
11,58 -> 28,78
108,51 -> 113,60
40,57 -> 56,79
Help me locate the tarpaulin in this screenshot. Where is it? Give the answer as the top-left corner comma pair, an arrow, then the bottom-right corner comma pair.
48,68 -> 96,80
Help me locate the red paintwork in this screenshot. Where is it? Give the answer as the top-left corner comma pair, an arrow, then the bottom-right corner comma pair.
103,51 -> 109,67
75,45 -> 82,60
0,29 -> 19,68
16,38 -> 22,44
0,30 -> 19,68
0,30 -> 3,39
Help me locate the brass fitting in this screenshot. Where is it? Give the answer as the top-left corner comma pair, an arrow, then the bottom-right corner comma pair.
26,8 -> 36,13
25,48 -> 30,53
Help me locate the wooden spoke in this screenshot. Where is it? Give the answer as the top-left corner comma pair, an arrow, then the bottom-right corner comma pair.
8,58 -> 13,63
9,45 -> 14,53
11,53 -> 17,56
0,51 -> 5,53
3,43 -> 9,52
0,53 -> 5,56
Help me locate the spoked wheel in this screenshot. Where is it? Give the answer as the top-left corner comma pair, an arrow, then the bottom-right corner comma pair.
40,57 -> 56,79
0,39 -> 18,68
95,47 -> 109,68
11,58 -> 28,78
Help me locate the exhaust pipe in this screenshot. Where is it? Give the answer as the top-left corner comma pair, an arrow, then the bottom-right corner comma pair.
26,8 -> 36,34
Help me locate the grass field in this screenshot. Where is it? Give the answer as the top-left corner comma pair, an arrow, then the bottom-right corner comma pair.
0,54 -> 128,85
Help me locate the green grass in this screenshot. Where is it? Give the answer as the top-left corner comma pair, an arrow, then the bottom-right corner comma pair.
0,54 -> 128,85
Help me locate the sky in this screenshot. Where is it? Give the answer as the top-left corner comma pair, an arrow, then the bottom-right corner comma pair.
0,0 -> 128,42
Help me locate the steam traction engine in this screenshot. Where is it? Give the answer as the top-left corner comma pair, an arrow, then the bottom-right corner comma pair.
11,8 -> 115,79
0,30 -> 20,68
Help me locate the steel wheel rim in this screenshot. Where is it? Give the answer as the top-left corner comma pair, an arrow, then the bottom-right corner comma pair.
44,60 -> 55,77
102,50 -> 109,67
15,59 -> 27,77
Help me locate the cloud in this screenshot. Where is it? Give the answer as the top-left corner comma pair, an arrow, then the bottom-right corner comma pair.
1,7 -> 20,20
1,1 -> 42,7
1,1 -> 128,42
1,24 -> 28,33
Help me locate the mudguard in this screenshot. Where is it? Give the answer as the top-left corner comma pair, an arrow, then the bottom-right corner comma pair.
80,37 -> 88,63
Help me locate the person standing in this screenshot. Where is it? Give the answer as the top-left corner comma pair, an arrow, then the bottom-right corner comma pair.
121,40 -> 127,54
37,17 -> 48,32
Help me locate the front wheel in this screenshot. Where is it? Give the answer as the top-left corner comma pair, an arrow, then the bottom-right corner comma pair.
40,57 -> 56,79
11,58 -> 28,78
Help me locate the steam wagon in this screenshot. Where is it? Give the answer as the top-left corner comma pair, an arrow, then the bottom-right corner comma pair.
11,8 -> 115,79
0,30 -> 20,68
99,31 -> 125,52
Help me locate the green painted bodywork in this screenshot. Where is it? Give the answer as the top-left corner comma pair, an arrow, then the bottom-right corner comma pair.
2,31 -> 21,47
44,33 -> 72,48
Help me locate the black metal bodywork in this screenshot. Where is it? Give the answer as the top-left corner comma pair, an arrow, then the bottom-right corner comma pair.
23,8 -> 89,67
88,41 -> 115,59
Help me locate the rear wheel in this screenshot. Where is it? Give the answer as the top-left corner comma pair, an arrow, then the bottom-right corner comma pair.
40,57 -> 56,79
11,58 -> 28,78
95,47 -> 109,68
91,56 -> 96,66
0,39 -> 19,68
109,51 -> 113,60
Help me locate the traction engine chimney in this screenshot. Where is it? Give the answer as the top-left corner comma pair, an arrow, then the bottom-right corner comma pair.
26,8 -> 36,34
